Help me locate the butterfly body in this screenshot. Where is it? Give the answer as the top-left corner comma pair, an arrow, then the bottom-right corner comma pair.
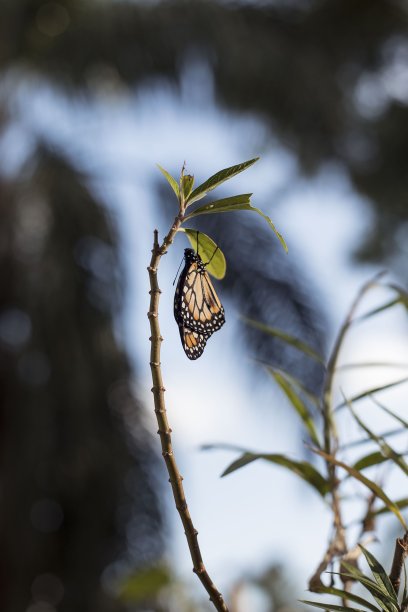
174,249 -> 225,359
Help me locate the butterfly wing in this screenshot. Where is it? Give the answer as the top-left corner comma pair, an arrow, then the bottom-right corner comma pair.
178,324 -> 207,360
174,262 -> 225,338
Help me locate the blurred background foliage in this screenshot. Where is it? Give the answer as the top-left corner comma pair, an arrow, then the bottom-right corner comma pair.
0,0 -> 407,610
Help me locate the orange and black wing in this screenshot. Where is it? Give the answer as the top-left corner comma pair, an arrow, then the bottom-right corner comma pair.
174,260 -> 225,338
177,324 -> 207,360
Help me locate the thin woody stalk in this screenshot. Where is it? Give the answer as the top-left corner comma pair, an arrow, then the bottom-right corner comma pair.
310,274 -> 385,590
147,220 -> 229,612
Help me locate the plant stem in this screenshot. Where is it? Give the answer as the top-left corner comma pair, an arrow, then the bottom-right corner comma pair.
389,532 -> 408,596
147,225 -> 229,612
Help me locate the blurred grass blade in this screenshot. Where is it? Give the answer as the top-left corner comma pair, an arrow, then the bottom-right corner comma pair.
341,427 -> 404,450
243,317 -> 325,364
354,298 -> 401,323
265,366 -> 320,407
308,586 -> 379,612
372,497 -> 408,517
344,394 -> 408,477
268,368 -> 321,447
186,196 -> 288,252
359,545 -> 398,602
370,396 -> 408,428
382,283 -> 408,309
222,452 -> 329,496
311,448 -> 407,529
336,376 -> 408,410
352,451 -> 389,471
157,164 -> 180,197
179,228 -> 226,279
301,601 -> 368,611
336,362 -> 408,371
186,157 -> 259,205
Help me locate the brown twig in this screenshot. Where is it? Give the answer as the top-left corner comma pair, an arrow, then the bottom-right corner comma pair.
389,531 -> 408,596
147,220 -> 229,611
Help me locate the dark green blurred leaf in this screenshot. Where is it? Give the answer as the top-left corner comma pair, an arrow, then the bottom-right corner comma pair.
222,451 -> 329,496
354,298 -> 401,323
352,451 -> 389,471
268,369 -> 321,447
372,497 -> 408,517
186,157 -> 259,205
311,449 -> 407,529
301,600 -> 369,611
157,164 -> 180,198
243,318 -> 325,363
309,586 -> 380,612
336,377 -> 408,411
179,228 -> 226,279
118,564 -> 171,602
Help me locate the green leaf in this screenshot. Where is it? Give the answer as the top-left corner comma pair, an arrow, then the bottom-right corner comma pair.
338,564 -> 398,612
352,451 -> 389,471
311,448 -> 407,529
118,564 -> 171,602
268,369 -> 321,447
186,195 -> 288,252
344,394 -> 408,477
264,366 -> 320,407
372,497 -> 408,517
243,317 -> 325,364
301,601 -> 369,611
359,546 -> 398,603
186,157 -> 259,205
309,586 -> 380,612
157,164 -> 180,198
222,452 -> 329,497
336,377 -> 408,411
187,193 -> 252,214
342,427 -> 405,450
179,228 -> 226,279
370,396 -> 408,428
354,298 -> 401,323
182,174 -> 194,199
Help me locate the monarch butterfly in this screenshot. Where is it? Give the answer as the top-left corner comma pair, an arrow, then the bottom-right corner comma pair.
174,247 -> 225,360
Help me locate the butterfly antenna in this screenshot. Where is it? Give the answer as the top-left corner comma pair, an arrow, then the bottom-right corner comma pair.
173,255 -> 185,286
203,245 -> 219,266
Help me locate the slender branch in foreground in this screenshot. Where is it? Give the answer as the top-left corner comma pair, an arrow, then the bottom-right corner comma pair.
389,531 -> 408,596
147,227 -> 229,612
309,275 -> 384,590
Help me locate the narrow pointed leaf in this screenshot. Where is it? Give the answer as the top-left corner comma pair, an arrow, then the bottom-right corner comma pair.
354,298 -> 401,323
157,164 -> 180,197
310,586 -> 380,612
372,497 -> 408,517
359,545 -> 398,602
336,377 -> 408,410
186,157 -> 259,205
370,396 -> 408,428
339,564 -> 398,612
311,448 -> 407,529
265,366 -> 320,407
353,451 -> 389,471
186,196 -> 288,252
222,452 -> 329,496
269,369 -> 321,447
182,174 -> 194,199
179,228 -> 226,279
345,395 -> 408,477
336,362 -> 408,371
301,601 -> 368,612
243,317 -> 325,364
342,427 -> 405,450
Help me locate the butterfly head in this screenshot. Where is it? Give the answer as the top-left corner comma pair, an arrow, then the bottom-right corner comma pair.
184,248 -> 201,264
